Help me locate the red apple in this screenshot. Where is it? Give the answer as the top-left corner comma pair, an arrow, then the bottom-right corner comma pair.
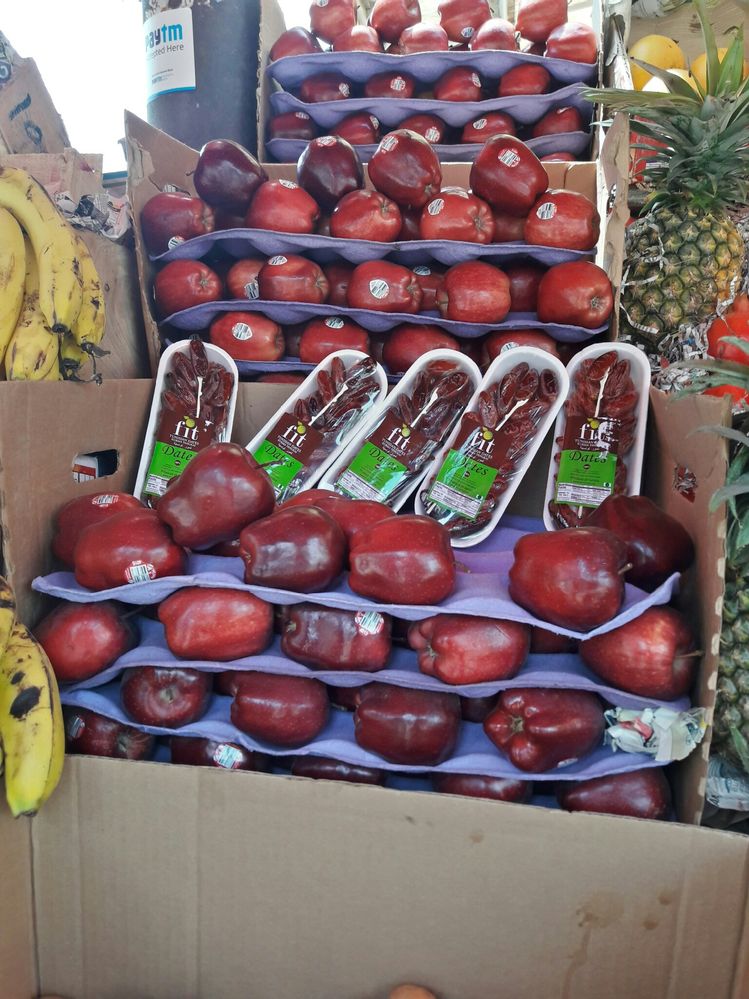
509,527 -> 628,631
296,135 -> 364,212
193,139 -> 268,215
240,506 -> 346,592
64,707 -> 154,760
269,111 -> 318,141
245,180 -> 319,234
398,22 -> 449,52
330,189 -> 402,242
557,769 -> 672,820
258,254 -> 329,304
537,260 -> 613,328
158,587 -> 274,661
333,113 -> 381,145
226,258 -> 264,300
281,603 -> 392,671
470,135 -> 548,216
437,261 -> 510,323
398,207 -> 422,241
52,492 -> 144,567
498,63 -> 551,96
412,265 -> 445,310
269,26 -> 323,60
408,614 -> 530,684
324,261 -> 355,306
461,112 -> 516,143
280,492 -> 395,548
420,188 -> 494,243
215,670 -> 245,696
484,688 -> 605,771
292,755 -> 386,784
231,672 -> 329,746
258,373 -> 306,386
469,16 -> 516,50
368,129 -> 442,210
153,260 -> 222,319
121,666 -> 212,728
298,316 -> 370,362
299,72 -> 352,102
354,684 -> 461,765
398,115 -> 448,145
532,106 -> 584,138
382,324 -> 459,374
36,601 -> 136,684
309,0 -> 356,43
433,773 -> 532,801
140,192 -> 215,255
369,0 -> 420,42
433,68 -> 484,102
545,21 -> 598,63
333,25 -> 383,51
364,72 -> 416,99
530,625 -> 577,653
209,311 -> 285,361
170,736 -> 269,770
74,509 -> 187,590
515,0 -> 567,43
437,0 -> 491,43
482,330 -> 560,366
460,693 -> 500,722
579,607 -> 697,700
491,210 -> 527,242
525,189 -> 600,251
328,685 -> 365,711
347,260 -> 422,313
505,262 -> 545,311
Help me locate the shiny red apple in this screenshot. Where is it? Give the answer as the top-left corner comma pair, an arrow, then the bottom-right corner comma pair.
193,139 -> 268,215
245,180 -> 319,234
153,260 -> 222,318
309,0 -> 356,43
140,192 -> 215,255
231,671 -> 329,746
269,26 -> 322,60
433,773 -> 532,801
281,603 -> 392,671
333,113 -> 381,145
52,492 -> 144,567
226,258 -> 264,300
369,0 -> 420,42
470,135 -> 548,216
299,72 -> 352,102
382,324 -> 459,374
437,0 -> 491,43
332,25 -> 384,51
298,316 -> 370,362
469,17 -> 516,50
258,254 -> 329,303
170,736 -> 269,770
515,0 -> 567,43
74,509 -> 187,590
398,114 -> 448,145
398,22 -> 449,52
269,111 -> 318,141
369,129 -> 443,210
36,601 -> 136,683
158,587 -> 274,661
498,63 -> 551,97
461,112 -> 516,143
347,260 -> 422,313
296,135 -> 364,212
330,189 -> 402,241
209,311 -> 285,361
408,614 -> 530,684
434,68 -> 483,102
240,506 -> 346,592
524,189 -> 600,251
354,683 -> 461,765
121,666 -> 213,728
532,106 -> 584,138
420,188 -> 494,243
557,769 -> 671,820
64,707 -> 154,760
437,261 -> 511,323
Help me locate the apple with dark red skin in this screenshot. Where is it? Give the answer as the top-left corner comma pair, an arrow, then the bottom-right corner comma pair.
292,756 -> 386,784
269,111 -> 318,141
349,515 -> 456,605
469,16 -> 516,49
330,189 -> 402,242
74,509 -> 187,590
297,135 -> 364,212
383,324 -> 459,374
398,115 -> 448,145
245,181 -> 319,234
140,192 -> 215,255
333,113 -> 381,145
483,330 -> 559,366
364,72 -> 416,99
525,190 -> 600,251
64,707 -> 154,760
369,0 -> 420,42
411,266 -> 445,310
420,188 -> 494,244
408,615 -> 530,684
347,261 -> 423,313
584,494 -> 695,591
269,26 -> 322,60
240,506 -> 346,592
492,211 -> 527,242
316,214 -> 332,237
209,312 -> 285,361
324,262 -> 355,306
532,106 -> 584,138
537,260 -> 613,328
484,688 -> 605,772
52,492 -> 144,567
258,254 -> 329,304
398,22 -> 449,52
299,72 -> 352,103
258,373 -> 306,386
515,0 -> 566,43
231,671 -> 329,746
433,773 -> 532,801
153,260 -> 222,318
499,63 -> 551,97
545,21 -> 598,63
470,135 -> 548,217
437,261 -> 511,324
579,607 -> 697,700
170,736 -> 269,771
506,263 -> 545,312
369,129 -> 443,210
508,527 -> 628,631
434,68 -> 483,102
332,25 -> 384,51
156,442 -> 276,550
281,603 -> 392,671
557,769 -> 672,820
194,139 -> 268,215
398,208 -> 422,241
530,625 -> 576,653
121,666 -> 212,728
36,601 -> 136,683
437,0 -> 491,43
309,0 -> 356,43
215,670 -> 248,697
298,317 -> 370,362
461,112 -> 516,144
354,683 -> 461,764
226,258 -> 264,300
460,693 -> 499,722
279,492 -> 395,549
158,587 -> 274,661
328,684 -> 365,711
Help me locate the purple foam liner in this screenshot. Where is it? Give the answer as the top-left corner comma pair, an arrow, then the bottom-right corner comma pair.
60,680 -> 660,781
265,130 -> 591,164
269,84 -> 592,129
266,48 -> 597,90
67,616 -> 690,715
159,299 -> 607,343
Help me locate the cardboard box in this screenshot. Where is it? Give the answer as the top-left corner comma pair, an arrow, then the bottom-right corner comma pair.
0,33 -> 69,155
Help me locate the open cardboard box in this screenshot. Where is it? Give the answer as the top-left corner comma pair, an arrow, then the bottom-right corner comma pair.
0,370 -> 742,999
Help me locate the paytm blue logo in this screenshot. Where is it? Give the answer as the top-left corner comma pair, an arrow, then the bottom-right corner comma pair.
146,23 -> 184,49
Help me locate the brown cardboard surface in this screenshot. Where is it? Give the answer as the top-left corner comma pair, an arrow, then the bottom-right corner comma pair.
0,811 -> 36,998
0,39 -> 69,155
31,755 -> 749,999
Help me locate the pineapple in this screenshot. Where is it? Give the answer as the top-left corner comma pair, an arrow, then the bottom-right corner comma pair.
589,0 -> 749,366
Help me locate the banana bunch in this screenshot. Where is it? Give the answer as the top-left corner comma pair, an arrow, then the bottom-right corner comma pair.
0,166 -> 106,382
0,577 -> 64,817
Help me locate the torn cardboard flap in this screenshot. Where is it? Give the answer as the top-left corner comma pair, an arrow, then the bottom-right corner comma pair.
0,32 -> 69,155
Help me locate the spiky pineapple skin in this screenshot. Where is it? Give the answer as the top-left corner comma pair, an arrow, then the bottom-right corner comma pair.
714,575 -> 749,761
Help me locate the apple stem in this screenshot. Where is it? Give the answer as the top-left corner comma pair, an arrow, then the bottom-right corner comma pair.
455,560 -> 472,574
618,562 -> 634,576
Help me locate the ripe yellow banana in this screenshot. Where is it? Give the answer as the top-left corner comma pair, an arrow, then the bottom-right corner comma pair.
59,332 -> 88,379
70,233 -> 105,348
0,207 -> 26,364
0,166 -> 83,334
0,620 -> 64,817
5,238 -> 60,381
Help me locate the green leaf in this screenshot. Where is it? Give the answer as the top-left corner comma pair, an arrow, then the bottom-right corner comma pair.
711,479 -> 749,508
729,725 -> 749,775
630,59 -> 704,101
693,0 -> 722,95
733,512 -> 749,557
716,27 -> 745,96
717,336 -> 749,359
693,425 -> 749,448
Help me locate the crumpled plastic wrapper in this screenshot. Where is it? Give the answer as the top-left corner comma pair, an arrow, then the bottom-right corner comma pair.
604,706 -> 707,762
706,755 -> 749,812
54,191 -> 131,243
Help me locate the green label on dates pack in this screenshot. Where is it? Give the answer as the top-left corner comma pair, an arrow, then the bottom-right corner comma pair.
253,439 -> 304,493
336,410 -> 428,502
428,448 -> 498,521
251,410 -> 325,499
144,442 -> 199,498
555,413 -> 621,509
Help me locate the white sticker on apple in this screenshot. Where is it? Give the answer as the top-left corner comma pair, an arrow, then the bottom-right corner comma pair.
339,83 -> 350,96
473,118 -> 487,130
325,317 -> 345,328
66,715 -> 85,738
92,494 -> 118,506
125,561 -> 156,584
380,135 -> 398,152
499,341 -> 520,354
167,236 -> 185,249
425,128 -> 440,142
471,72 -> 481,86
213,744 -> 245,769
462,26 -> 474,38
232,323 -> 253,341
244,281 -> 259,299
498,148 -> 520,168
427,198 -> 444,216
370,116 -> 379,129
318,135 -> 337,146
355,610 -> 386,635
413,265 -> 432,276
279,179 -> 297,189
369,279 -> 390,299
536,201 -> 557,220
295,111 -> 311,120
268,255 -> 288,265
391,77 -> 406,91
